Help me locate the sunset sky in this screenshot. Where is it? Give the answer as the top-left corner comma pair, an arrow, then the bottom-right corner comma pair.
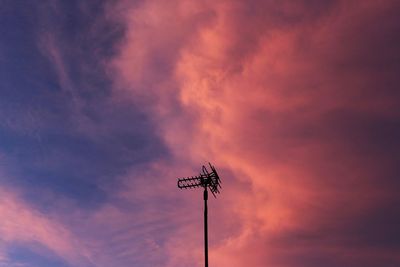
1,1 -> 400,266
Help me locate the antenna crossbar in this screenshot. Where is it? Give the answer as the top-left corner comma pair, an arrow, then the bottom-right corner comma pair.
177,163 -> 221,198
177,176 -> 203,189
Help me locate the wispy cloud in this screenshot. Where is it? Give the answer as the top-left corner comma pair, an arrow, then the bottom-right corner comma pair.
0,186 -> 94,266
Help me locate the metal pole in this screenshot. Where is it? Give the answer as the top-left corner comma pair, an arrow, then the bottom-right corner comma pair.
204,188 -> 208,267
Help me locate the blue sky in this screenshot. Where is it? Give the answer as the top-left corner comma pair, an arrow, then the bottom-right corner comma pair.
1,0 -> 167,206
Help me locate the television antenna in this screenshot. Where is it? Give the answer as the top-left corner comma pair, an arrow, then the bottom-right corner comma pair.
177,163 -> 222,267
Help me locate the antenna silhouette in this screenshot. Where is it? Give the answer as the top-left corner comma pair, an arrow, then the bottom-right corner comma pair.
177,163 -> 222,267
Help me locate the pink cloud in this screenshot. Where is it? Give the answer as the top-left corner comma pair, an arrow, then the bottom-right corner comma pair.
0,187 -> 93,266
110,0 -> 400,266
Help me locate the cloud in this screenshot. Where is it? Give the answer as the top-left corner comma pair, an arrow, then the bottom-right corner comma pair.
0,186 -> 94,266
111,0 -> 400,266
2,0 -> 399,266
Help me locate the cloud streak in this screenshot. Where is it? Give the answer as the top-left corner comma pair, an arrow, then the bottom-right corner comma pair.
0,186 -> 93,266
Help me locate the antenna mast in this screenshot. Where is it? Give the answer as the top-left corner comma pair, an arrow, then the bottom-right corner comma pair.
177,163 -> 222,267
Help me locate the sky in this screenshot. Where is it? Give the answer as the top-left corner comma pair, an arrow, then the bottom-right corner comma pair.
0,0 -> 400,266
